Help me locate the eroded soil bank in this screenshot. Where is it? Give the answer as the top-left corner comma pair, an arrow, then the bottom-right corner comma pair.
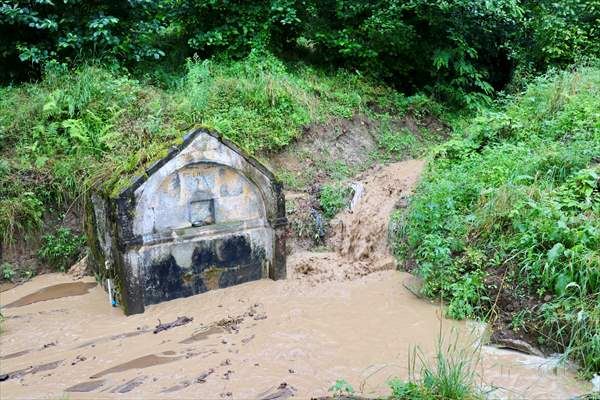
0,161 -> 590,399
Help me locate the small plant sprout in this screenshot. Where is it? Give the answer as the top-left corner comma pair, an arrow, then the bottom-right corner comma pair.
329,379 -> 355,397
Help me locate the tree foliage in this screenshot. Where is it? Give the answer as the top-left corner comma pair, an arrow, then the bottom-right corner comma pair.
0,0 -> 166,82
1,0 -> 599,104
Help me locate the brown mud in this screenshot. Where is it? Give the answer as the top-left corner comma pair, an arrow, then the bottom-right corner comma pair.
0,161 -> 590,399
3,281 -> 96,308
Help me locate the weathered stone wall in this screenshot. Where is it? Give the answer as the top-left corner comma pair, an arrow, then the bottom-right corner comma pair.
86,129 -> 286,315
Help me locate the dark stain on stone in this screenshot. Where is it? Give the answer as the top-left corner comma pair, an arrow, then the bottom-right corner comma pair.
143,256 -> 199,305
4,282 -> 96,308
66,379 -> 106,392
143,235 -> 265,307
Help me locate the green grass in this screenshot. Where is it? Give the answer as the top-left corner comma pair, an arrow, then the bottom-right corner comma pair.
0,51 -> 407,246
396,63 -> 600,377
388,332 -> 483,400
319,182 -> 353,219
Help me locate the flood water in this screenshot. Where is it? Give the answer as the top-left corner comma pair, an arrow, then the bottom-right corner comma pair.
0,272 -> 589,399
0,161 -> 591,399
3,281 -> 96,308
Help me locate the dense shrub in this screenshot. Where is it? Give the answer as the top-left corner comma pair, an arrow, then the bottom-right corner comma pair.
38,227 -> 86,271
171,0 -> 300,58
2,1 -> 598,103
520,0 -> 600,70
0,0 -> 166,82
399,64 -> 600,376
319,183 -> 352,219
296,0 -> 523,106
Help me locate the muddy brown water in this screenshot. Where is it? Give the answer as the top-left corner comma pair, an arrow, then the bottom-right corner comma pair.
3,281 -> 96,308
0,161 -> 591,399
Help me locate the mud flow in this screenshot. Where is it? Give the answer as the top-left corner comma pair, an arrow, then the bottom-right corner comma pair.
0,161 -> 591,399
3,281 -> 96,308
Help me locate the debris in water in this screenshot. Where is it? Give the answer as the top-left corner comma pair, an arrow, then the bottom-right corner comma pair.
71,355 -> 87,366
258,382 -> 297,400
241,334 -> 255,344
196,368 -> 215,383
216,315 -> 244,333
68,255 -> 91,279
153,316 -> 193,334
161,380 -> 191,393
493,338 -> 545,357
4,359 -> 64,380
111,375 -> 147,393
223,369 -> 233,380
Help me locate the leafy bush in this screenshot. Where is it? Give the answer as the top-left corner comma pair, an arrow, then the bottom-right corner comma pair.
38,228 -> 86,271
319,183 -> 352,219
329,379 -> 355,397
1,262 -> 15,281
399,64 -> 600,377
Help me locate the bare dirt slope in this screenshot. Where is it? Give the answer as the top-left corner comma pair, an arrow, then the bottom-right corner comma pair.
0,161 -> 589,399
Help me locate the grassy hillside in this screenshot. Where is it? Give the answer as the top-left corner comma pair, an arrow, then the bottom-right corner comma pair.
396,64 -> 600,377
1,52 -> 442,270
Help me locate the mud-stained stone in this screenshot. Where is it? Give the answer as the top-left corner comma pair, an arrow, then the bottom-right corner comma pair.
161,380 -> 192,393
492,338 -> 545,357
110,375 -> 147,393
86,129 -> 287,315
257,382 -> 297,400
66,379 -> 106,392
4,360 -> 63,380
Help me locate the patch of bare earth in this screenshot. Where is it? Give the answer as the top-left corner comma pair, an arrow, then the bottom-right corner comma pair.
267,115 -> 379,185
